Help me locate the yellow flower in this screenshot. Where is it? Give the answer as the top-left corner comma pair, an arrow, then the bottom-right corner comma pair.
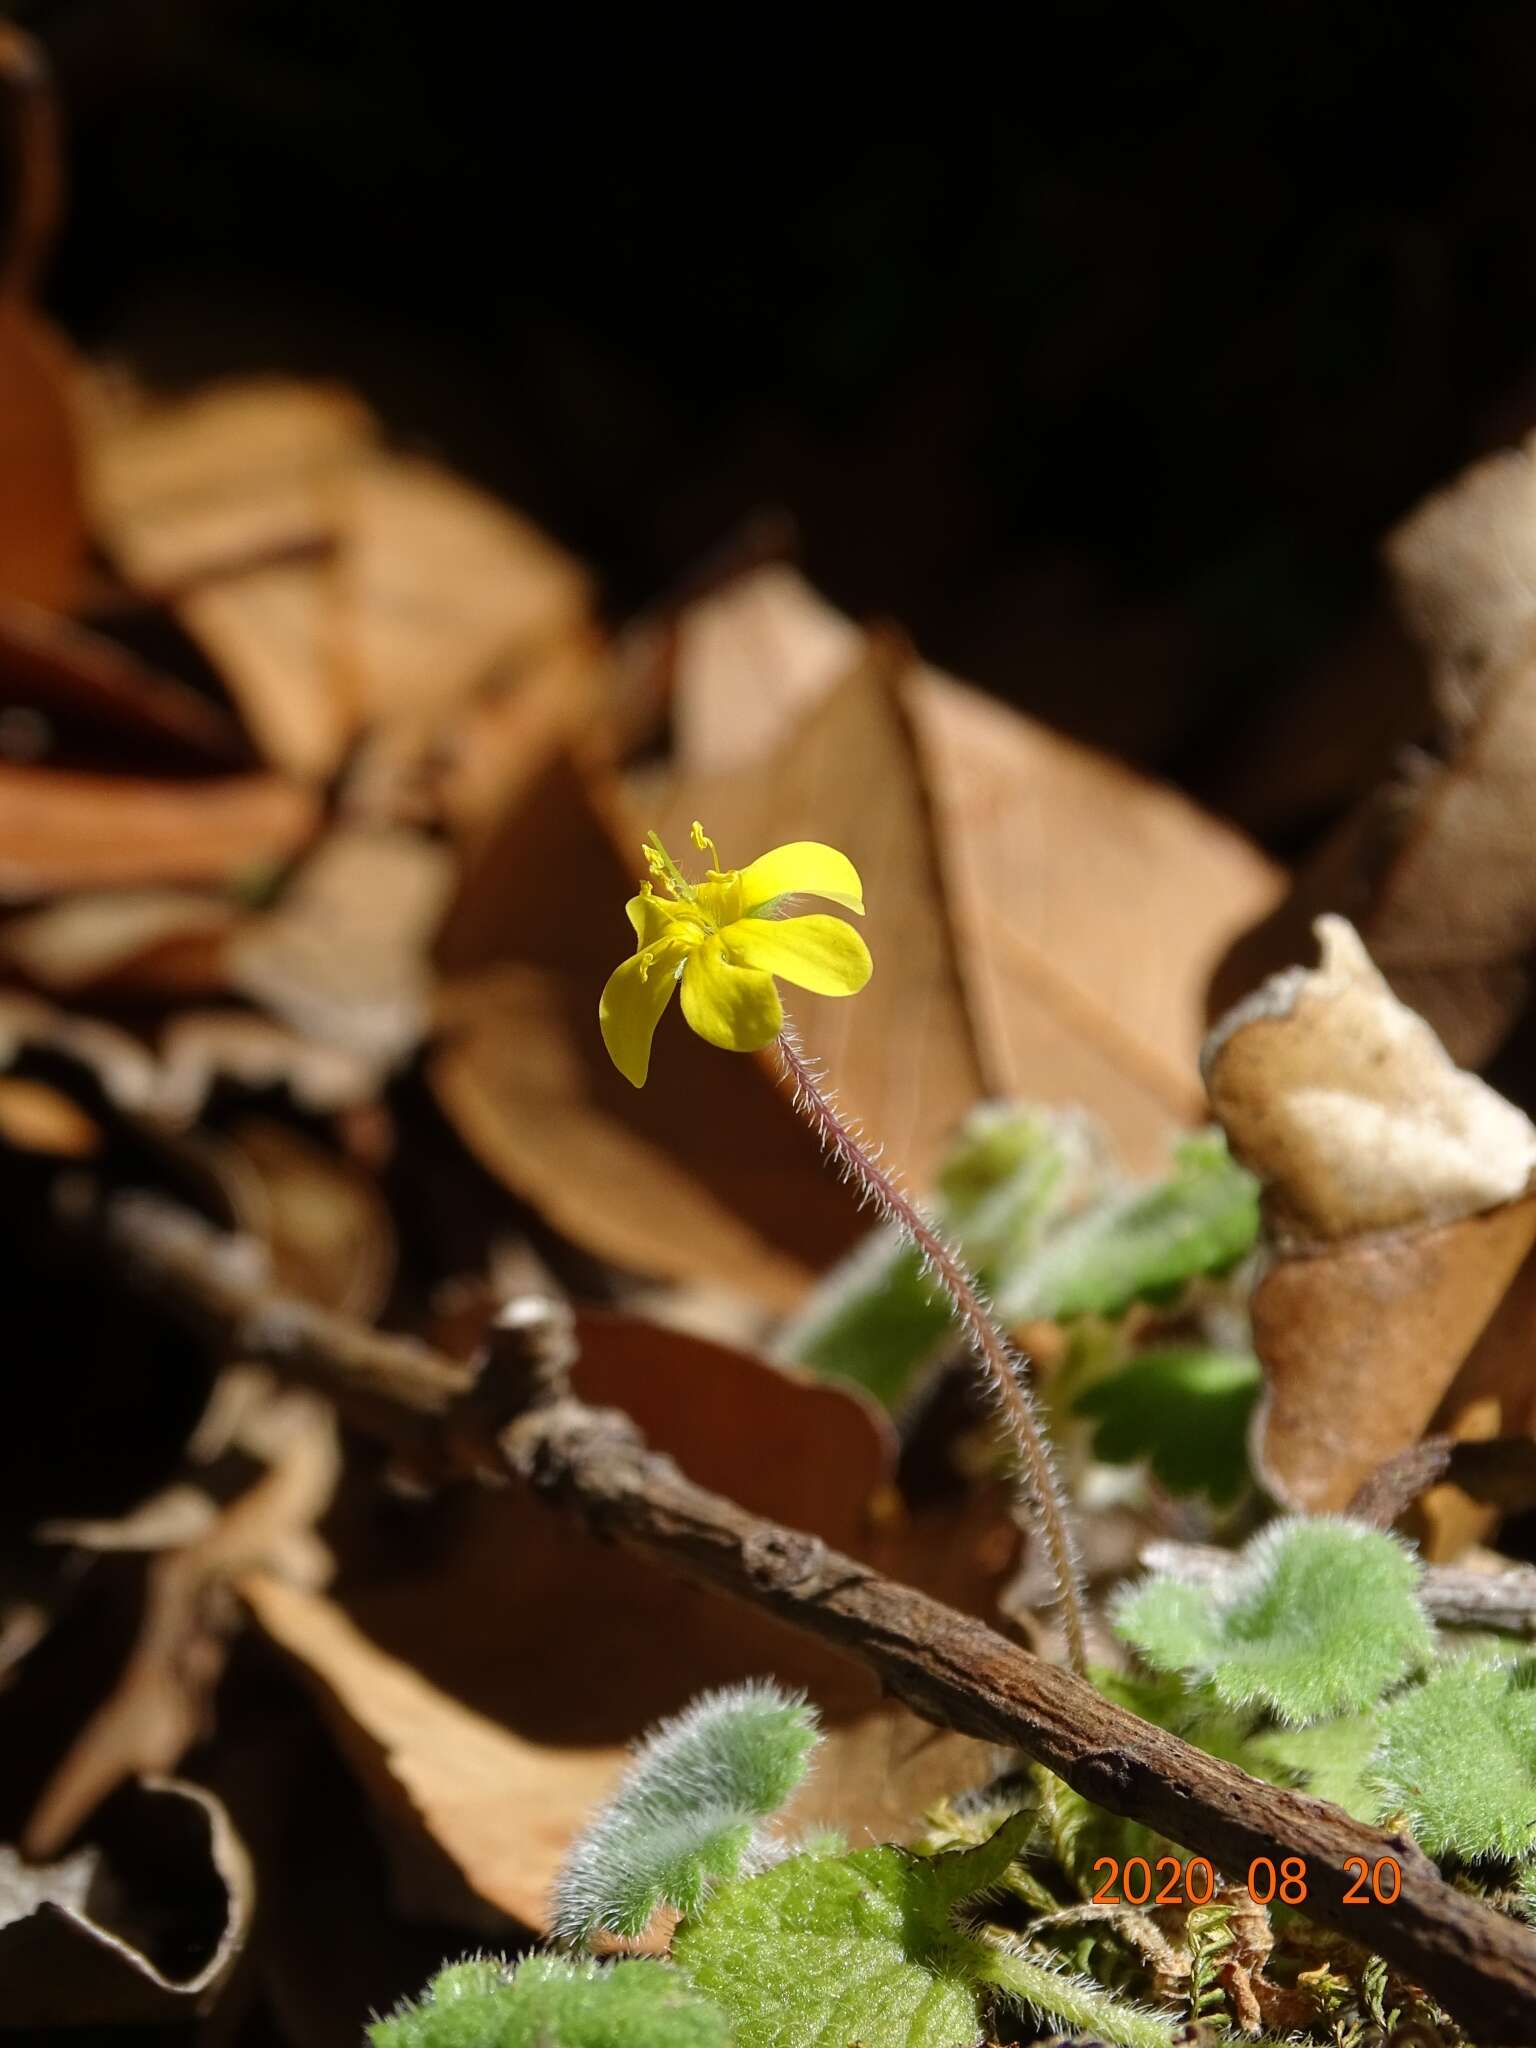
599,823 -> 872,1087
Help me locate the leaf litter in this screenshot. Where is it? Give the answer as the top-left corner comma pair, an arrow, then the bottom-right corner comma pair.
12,74 -> 1536,2041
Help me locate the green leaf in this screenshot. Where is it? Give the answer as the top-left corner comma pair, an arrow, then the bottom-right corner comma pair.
997,1130 -> 1260,1322
781,1230 -> 957,1406
1074,1345 -> 1261,1504
368,1956 -> 731,2048
1113,1518 -> 1433,1725
1372,1654 -> 1536,1859
551,1680 -> 819,1943
1247,1714 -> 1383,1821
674,1814 -> 1023,2048
674,1812 -> 1172,2048
780,1103 -> 1095,1405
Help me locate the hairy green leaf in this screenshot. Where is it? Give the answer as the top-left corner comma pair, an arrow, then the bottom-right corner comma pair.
672,1812 -> 1014,2048
1113,1518 -> 1432,1724
1373,1654 -> 1536,1859
551,1680 -> 819,1943
780,1103 -> 1097,1404
674,1811 -> 1171,2048
1248,1714 -> 1383,1821
368,1956 -> 730,2048
998,1130 -> 1259,1322
1074,1345 -> 1261,1504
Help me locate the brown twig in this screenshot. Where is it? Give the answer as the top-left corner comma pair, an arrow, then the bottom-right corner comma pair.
1350,1433 -> 1536,1528
97,1192 -> 1536,2042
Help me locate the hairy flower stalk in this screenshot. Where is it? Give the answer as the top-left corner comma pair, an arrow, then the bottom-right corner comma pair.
776,1029 -> 1089,1674
598,822 -> 1089,1670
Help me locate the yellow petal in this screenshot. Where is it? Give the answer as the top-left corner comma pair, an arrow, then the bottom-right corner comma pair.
737,841 -> 865,917
723,913 -> 872,997
679,934 -> 783,1052
599,941 -> 688,1087
693,872 -> 743,929
626,888 -> 697,946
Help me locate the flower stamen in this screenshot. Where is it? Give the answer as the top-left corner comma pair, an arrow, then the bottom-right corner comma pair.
643,831 -> 697,901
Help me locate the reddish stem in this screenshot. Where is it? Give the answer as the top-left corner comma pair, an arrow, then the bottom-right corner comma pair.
776,1028 -> 1089,1674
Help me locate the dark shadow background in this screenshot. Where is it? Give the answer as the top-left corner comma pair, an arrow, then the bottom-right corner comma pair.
16,0 -> 1536,852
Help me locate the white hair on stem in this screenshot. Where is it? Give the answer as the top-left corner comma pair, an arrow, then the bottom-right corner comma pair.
776,1024 -> 1090,1674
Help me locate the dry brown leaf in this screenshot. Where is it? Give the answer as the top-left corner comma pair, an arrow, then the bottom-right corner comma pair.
433,749 -> 863,1307
0,598 -> 249,769
0,1075 -> 99,1155
1207,916 -> 1536,1242
337,453 -> 591,731
1213,434 -> 1536,1069
656,560 -> 864,776
0,307 -> 83,613
0,1778 -> 251,2028
1248,1204 -> 1536,1517
656,642 -> 988,1188
1205,916 -> 1536,1510
421,629 -> 610,845
86,378 -> 368,777
227,823 -> 454,1069
226,1116 -> 395,1320
255,1309 -> 1004,1929
648,564 -> 1279,1176
0,889 -> 235,995
241,1571 -> 627,1932
86,380 -> 591,782
0,28 -> 85,615
910,666 -> 1283,1174
435,563 -> 1279,1291
25,1390 -> 339,1857
0,760 -> 317,896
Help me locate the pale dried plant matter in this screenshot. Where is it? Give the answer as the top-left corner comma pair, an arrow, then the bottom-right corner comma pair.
1204,913 -> 1536,1243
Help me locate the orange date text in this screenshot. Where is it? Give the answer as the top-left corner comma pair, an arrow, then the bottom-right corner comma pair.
1088,1854 -> 1403,1907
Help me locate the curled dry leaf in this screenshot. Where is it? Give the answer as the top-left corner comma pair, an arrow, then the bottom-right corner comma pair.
0,990 -> 384,1135
157,1011 -> 383,1120
0,1776 -> 251,2027
1213,430 -> 1536,1072
254,1310 -> 1004,1930
1206,915 -> 1536,1242
0,991 -> 161,1116
1204,915 -> 1536,1511
25,1389 -> 339,1857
